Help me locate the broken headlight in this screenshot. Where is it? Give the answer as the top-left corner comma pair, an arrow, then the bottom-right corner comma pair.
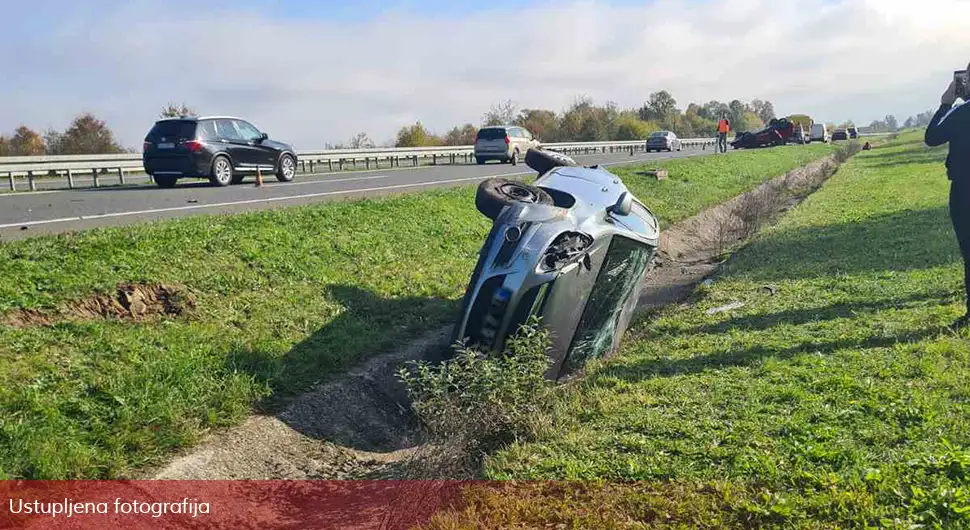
541,231 -> 593,272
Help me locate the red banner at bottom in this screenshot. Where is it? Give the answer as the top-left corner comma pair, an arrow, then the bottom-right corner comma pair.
0,481 -> 473,529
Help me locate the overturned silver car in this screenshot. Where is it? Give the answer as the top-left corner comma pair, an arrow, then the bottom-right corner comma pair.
453,149 -> 661,380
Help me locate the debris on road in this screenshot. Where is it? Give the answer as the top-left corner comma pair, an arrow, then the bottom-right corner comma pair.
761,285 -> 779,296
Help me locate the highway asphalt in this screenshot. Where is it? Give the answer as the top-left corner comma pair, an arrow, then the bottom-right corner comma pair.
0,149 -> 718,240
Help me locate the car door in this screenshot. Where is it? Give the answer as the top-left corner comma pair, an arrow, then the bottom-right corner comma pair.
233,120 -> 277,171
215,119 -> 259,171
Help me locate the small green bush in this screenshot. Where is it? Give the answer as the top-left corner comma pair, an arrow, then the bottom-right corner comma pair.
397,317 -> 554,461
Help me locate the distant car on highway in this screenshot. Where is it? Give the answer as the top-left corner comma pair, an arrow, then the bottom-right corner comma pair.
832,129 -> 849,141
475,126 -> 540,166
646,131 -> 682,152
143,116 -> 298,188
809,123 -> 829,143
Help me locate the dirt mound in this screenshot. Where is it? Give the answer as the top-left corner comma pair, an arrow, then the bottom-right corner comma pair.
2,283 -> 194,328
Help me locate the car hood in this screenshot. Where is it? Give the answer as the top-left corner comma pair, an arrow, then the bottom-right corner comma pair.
261,139 -> 293,151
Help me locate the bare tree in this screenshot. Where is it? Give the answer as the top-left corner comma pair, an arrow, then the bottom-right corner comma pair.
349,132 -> 375,149
482,99 -> 518,126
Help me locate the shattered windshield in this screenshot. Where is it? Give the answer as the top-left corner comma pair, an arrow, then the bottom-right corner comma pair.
562,235 -> 654,373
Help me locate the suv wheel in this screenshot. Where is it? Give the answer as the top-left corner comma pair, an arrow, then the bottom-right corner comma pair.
154,174 -> 177,189
277,154 -> 296,182
209,156 -> 232,187
476,157 -> 485,165
475,177 -> 554,220
510,150 -> 519,166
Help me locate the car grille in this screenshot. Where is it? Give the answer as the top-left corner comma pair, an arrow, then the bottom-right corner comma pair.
465,275 -> 509,350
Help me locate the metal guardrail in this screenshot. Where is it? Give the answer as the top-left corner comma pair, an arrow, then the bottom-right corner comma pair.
0,139 -> 719,191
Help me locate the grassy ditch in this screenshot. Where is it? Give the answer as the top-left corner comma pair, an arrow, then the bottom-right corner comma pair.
426,131 -> 970,527
0,143 -> 836,479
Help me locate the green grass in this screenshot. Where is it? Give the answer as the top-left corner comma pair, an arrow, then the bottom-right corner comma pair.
0,144 -> 835,479
467,131 -> 970,527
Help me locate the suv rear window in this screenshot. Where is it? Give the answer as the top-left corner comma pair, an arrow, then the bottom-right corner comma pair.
477,128 -> 507,141
147,120 -> 197,141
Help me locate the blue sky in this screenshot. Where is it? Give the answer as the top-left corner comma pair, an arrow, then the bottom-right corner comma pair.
1,0 -> 967,148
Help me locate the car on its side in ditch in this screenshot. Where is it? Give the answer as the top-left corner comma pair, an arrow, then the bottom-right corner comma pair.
453,148 -> 660,381
646,130 -> 682,152
142,116 -> 298,188
731,118 -> 795,149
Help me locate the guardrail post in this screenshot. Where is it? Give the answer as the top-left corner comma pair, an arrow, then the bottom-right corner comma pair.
412,155 -> 417,167
365,158 -> 371,170
27,171 -> 36,191
339,159 -> 344,171
432,154 -> 437,166
7,173 -> 14,192
117,167 -> 125,185
92,169 -> 100,187
328,160 -> 333,172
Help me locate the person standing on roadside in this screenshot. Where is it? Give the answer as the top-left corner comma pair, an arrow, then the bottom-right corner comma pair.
925,62 -> 970,328
717,114 -> 731,153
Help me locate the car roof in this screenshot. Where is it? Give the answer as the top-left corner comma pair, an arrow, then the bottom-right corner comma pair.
155,116 -> 249,122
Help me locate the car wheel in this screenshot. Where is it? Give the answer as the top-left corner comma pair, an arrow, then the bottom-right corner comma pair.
276,154 -> 296,182
510,150 -> 519,166
231,173 -> 246,185
154,174 -> 177,188
475,177 -> 554,220
209,156 -> 232,187
524,148 -> 577,176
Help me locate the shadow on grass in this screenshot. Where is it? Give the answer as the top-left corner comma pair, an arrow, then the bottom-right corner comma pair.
224,284 -> 457,451
605,325 -> 949,384
858,147 -> 946,169
729,206 -> 959,282
647,289 -> 959,338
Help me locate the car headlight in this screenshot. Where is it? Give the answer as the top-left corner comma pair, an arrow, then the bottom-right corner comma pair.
541,232 -> 593,272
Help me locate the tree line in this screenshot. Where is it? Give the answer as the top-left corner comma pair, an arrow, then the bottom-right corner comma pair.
388,92 -> 780,148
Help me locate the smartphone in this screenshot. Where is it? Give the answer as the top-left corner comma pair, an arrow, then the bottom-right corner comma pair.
956,70 -> 969,99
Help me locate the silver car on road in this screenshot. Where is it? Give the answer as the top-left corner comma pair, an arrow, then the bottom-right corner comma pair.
453,149 -> 660,380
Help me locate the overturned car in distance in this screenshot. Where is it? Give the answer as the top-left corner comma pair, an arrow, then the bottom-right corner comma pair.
453,148 -> 660,381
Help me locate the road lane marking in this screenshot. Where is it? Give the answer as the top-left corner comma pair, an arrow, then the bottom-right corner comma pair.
0,151 -> 706,229
0,173 -> 532,229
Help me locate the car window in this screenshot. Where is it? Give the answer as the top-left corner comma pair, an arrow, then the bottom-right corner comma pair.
234,120 -> 262,141
563,235 -> 655,373
216,119 -> 244,141
147,120 -> 196,142
477,128 -> 507,141
522,129 -> 533,140
197,120 -> 218,140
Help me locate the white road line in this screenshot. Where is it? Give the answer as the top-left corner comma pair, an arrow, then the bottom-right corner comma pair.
0,172 -> 530,230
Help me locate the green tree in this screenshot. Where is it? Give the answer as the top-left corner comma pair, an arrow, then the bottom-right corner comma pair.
638,90 -> 678,122
742,112 -> 765,132
614,112 -> 658,140
46,113 -> 124,155
159,102 -> 197,119
728,100 -> 747,132
9,126 -> 45,155
395,122 -> 441,147
0,135 -> 9,156
443,124 -> 478,146
516,109 -> 559,142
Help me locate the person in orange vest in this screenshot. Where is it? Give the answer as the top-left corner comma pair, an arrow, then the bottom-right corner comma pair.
716,114 -> 731,153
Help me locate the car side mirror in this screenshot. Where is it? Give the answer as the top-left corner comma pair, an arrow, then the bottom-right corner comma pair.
607,192 -> 633,216
259,133 -> 268,141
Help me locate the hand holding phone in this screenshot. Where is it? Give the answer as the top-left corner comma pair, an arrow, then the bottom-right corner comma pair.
955,70 -> 969,100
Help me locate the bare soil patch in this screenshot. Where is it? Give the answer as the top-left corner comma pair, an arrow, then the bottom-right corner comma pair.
2,282 -> 194,328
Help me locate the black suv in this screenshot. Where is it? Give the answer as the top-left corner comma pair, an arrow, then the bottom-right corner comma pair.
142,117 -> 298,188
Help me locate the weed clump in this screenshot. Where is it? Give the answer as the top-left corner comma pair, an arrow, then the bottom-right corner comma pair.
397,317 -> 554,476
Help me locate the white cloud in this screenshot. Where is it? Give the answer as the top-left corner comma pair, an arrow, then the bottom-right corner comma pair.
2,0 -> 969,148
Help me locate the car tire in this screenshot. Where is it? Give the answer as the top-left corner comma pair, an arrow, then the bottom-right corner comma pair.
154,174 -> 177,189
276,154 -> 296,182
510,150 -> 519,166
475,177 -> 554,220
209,156 -> 232,187
476,157 -> 485,165
524,148 -> 577,176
